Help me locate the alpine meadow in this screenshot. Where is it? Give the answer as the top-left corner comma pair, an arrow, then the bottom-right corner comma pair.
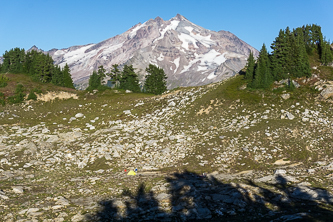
1,14 -> 333,222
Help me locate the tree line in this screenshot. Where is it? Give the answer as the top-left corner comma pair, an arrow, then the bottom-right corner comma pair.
0,48 -> 74,88
87,63 -> 168,95
245,24 -> 333,89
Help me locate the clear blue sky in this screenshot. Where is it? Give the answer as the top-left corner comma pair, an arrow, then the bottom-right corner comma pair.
1,0 -> 332,55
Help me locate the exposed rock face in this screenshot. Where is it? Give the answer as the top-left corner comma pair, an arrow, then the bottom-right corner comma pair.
45,14 -> 258,89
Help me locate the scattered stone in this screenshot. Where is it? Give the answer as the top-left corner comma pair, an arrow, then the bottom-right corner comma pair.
275,169 -> 287,175
75,113 -> 84,118
12,186 -> 24,194
281,93 -> 290,100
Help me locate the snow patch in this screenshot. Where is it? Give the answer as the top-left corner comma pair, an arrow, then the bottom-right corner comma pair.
184,26 -> 194,33
181,50 -> 226,74
178,27 -> 215,49
197,66 -> 207,71
102,42 -> 124,55
157,53 -> 164,61
129,22 -> 146,39
199,50 -> 226,66
207,72 -> 217,80
59,44 -> 97,68
178,33 -> 198,50
54,50 -> 65,56
170,57 -> 180,73
154,20 -> 180,42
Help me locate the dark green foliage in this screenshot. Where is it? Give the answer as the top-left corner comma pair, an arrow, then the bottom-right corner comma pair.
87,71 -> 101,91
1,48 -> 75,88
108,64 -> 121,88
62,64 -> 75,88
270,28 -> 291,80
0,92 -> 5,106
51,65 -> 63,86
86,65 -> 108,91
0,74 -> 9,88
249,24 -> 331,89
119,65 -> 141,92
8,84 -> 25,104
249,44 -> 272,89
320,38 -> 333,65
27,90 -> 37,100
1,48 -> 25,73
97,65 -> 107,85
144,64 -> 167,95
244,51 -> 255,81
292,28 -> 311,78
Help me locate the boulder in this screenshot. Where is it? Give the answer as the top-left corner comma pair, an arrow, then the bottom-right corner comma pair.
281,93 -> 290,100
75,113 -> 84,118
320,86 -> 333,99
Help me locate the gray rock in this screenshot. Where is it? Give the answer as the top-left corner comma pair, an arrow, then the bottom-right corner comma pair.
320,86 -> 333,99
12,186 -> 24,194
71,213 -> 85,222
196,207 -> 212,219
0,193 -> 9,199
291,186 -> 333,203
281,93 -> 290,100
23,142 -> 38,155
168,101 -> 176,107
292,80 -> 300,88
55,196 -> 70,206
155,193 -> 171,201
75,113 -> 84,118
275,169 -> 287,175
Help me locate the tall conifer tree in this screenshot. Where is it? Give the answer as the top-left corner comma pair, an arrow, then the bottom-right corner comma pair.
119,65 -> 140,92
62,64 -> 75,88
245,51 -> 255,81
250,44 -> 272,88
144,64 -> 167,95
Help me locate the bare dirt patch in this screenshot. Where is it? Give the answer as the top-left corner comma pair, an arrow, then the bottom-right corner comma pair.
37,91 -> 78,102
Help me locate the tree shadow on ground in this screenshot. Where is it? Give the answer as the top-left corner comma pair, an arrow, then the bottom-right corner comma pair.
85,171 -> 333,221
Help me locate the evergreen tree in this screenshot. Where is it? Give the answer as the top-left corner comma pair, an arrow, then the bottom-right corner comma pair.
270,29 -> 289,80
144,64 -> 167,95
250,44 -> 272,89
62,64 -> 75,88
244,51 -> 255,81
87,70 -> 101,91
108,64 -> 121,88
292,28 -> 311,78
1,48 -> 25,73
51,65 -> 63,86
97,65 -> 107,85
119,65 -> 140,92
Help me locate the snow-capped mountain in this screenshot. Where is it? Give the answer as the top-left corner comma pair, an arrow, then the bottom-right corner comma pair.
49,14 -> 259,89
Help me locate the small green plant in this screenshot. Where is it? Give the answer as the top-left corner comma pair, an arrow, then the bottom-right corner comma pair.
0,74 -> 9,88
8,83 -> 25,104
27,90 -> 37,100
0,92 -> 5,106
32,88 -> 43,94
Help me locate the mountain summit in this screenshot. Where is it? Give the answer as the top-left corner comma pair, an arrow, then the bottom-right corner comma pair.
47,14 -> 258,89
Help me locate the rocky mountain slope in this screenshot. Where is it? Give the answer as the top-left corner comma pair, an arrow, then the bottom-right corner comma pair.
45,14 -> 258,89
1,67 -> 333,220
